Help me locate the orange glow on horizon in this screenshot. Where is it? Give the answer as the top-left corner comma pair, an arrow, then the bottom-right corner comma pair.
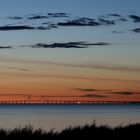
0,57 -> 140,102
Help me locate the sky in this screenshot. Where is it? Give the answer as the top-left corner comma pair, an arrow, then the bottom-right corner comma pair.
0,0 -> 140,101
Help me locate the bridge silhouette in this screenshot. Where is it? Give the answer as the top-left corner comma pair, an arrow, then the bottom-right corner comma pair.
0,94 -> 139,104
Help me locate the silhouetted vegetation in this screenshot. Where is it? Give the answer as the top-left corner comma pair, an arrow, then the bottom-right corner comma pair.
0,123 -> 139,139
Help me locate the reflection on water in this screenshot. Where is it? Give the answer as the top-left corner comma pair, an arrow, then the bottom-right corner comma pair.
0,104 -> 140,130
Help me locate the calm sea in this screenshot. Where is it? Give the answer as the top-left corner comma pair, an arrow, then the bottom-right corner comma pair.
0,104 -> 140,130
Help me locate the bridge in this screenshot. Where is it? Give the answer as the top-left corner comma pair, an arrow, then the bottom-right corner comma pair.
0,94 -> 139,104
0,100 -> 139,105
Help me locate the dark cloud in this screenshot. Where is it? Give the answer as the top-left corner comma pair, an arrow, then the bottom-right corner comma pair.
129,15 -> 140,22
42,22 -> 50,25
132,28 -> 140,33
58,17 -> 100,26
57,17 -> 116,27
99,14 -> 127,23
41,22 -> 58,29
37,24 -> 58,30
117,18 -> 128,22
47,13 -> 69,18
27,15 -> 48,20
0,46 -> 12,49
36,26 -> 47,30
8,13 -> 69,21
3,12 -> 133,31
0,25 -> 35,31
112,31 -> 124,34
75,88 -> 97,92
89,42 -> 110,45
22,42 -> 88,48
42,22 -> 58,27
82,94 -> 107,98
46,24 -> 58,29
98,18 -> 115,25
0,25 -> 50,31
8,16 -> 23,20
20,42 -> 110,48
7,67 -> 29,71
75,88 -> 111,92
111,91 -> 135,96
107,14 -> 122,17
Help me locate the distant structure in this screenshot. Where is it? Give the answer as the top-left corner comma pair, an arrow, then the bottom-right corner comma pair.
0,94 -> 139,104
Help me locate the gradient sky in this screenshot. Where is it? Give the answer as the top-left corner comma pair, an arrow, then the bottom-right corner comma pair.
0,0 -> 140,101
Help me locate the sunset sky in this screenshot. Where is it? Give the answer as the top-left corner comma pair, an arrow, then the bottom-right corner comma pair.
0,0 -> 140,101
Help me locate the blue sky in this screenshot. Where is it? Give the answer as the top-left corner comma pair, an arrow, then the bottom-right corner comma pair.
0,0 -> 140,16
0,0 -> 139,45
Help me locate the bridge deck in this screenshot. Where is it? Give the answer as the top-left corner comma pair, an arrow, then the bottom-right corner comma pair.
0,94 -> 139,104
0,100 -> 139,104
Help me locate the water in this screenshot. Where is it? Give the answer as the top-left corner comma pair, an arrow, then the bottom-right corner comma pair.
0,104 -> 140,130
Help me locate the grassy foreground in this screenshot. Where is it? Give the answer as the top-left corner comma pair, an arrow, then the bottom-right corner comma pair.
0,123 -> 140,139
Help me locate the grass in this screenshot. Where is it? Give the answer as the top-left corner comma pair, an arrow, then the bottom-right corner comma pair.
0,123 -> 140,139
